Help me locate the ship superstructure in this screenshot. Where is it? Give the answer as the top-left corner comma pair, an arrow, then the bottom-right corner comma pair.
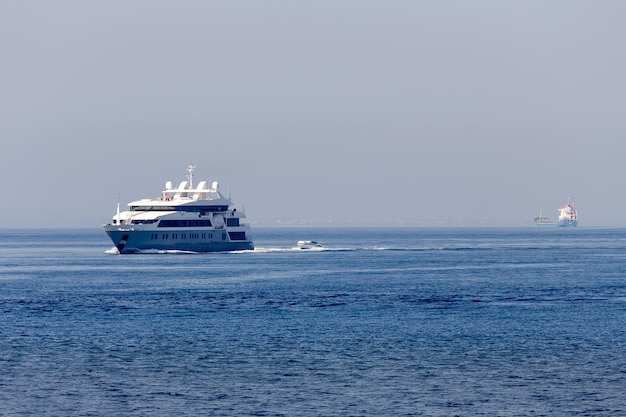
557,198 -> 578,226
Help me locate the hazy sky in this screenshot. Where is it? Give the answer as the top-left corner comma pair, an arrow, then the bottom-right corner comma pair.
2,1 -> 625,228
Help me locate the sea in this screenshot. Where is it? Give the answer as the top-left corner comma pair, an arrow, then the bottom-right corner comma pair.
1,227 -> 626,416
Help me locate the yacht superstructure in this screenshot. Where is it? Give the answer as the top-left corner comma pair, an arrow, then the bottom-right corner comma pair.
103,165 -> 253,253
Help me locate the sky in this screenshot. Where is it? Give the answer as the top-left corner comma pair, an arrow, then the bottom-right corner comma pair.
1,1 -> 625,228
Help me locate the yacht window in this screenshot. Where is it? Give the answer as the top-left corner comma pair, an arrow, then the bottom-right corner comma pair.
226,218 -> 240,227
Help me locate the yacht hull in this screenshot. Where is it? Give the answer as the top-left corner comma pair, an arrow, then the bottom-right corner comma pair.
104,226 -> 254,253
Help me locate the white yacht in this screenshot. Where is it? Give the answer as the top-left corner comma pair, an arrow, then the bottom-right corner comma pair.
103,165 -> 254,253
296,240 -> 323,249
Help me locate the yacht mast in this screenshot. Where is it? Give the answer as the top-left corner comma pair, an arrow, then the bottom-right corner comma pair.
187,163 -> 196,189
116,194 -> 120,225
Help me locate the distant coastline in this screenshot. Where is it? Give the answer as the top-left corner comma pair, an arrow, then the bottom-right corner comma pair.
250,218 -> 542,227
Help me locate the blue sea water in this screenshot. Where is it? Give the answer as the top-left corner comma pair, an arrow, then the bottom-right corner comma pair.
1,227 -> 626,416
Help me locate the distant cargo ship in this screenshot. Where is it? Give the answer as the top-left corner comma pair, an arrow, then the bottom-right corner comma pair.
534,198 -> 578,227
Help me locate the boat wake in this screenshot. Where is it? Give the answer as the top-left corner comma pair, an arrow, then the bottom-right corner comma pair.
104,245 -> 485,255
104,247 -> 255,255
251,246 -> 445,253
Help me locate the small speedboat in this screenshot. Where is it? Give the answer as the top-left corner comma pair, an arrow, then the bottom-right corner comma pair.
296,240 -> 323,249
